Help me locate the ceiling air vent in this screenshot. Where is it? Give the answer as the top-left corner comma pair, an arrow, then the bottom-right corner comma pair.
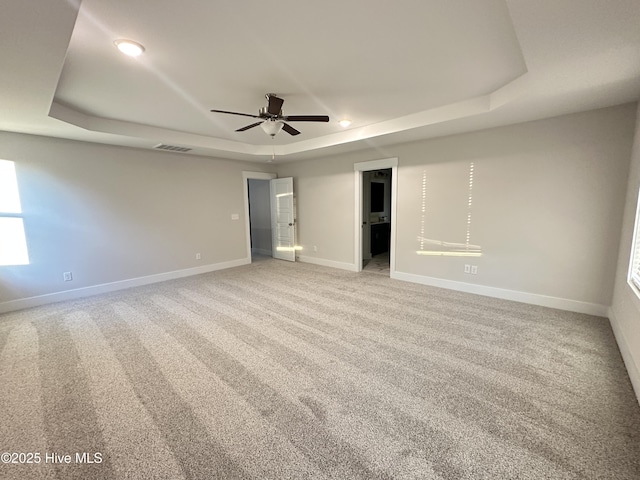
154,144 -> 192,153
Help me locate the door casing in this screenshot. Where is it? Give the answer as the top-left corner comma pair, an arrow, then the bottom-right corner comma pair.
354,158 -> 398,273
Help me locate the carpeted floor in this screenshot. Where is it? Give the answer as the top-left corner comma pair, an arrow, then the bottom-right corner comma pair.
1,258 -> 639,479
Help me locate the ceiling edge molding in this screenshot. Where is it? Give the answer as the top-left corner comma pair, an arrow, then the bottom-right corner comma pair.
275,72 -> 530,157
48,73 -> 529,158
48,102 -> 261,155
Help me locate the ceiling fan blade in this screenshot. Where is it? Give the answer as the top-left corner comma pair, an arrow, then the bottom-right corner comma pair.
283,115 -> 330,122
211,109 -> 261,119
282,123 -> 301,136
267,95 -> 284,115
235,122 -> 262,132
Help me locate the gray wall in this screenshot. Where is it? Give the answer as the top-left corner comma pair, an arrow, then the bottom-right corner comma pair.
278,104 -> 637,313
610,102 -> 640,401
0,132 -> 269,307
277,155 -> 356,265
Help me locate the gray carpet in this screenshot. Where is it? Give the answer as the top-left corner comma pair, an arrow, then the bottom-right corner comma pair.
1,258 -> 639,479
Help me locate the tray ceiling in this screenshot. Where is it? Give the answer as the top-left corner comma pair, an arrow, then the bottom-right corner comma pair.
1,0 -> 639,161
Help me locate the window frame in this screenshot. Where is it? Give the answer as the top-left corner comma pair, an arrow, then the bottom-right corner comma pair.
629,185 -> 640,296
0,159 -> 29,266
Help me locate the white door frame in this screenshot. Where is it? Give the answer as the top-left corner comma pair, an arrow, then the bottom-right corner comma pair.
354,158 -> 398,273
242,171 -> 277,262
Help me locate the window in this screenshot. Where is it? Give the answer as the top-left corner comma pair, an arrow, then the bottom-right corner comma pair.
0,160 -> 29,265
630,186 -> 640,294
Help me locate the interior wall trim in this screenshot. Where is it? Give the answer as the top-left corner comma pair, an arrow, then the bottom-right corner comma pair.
0,257 -> 251,314
608,306 -> 640,405
392,271 -> 610,317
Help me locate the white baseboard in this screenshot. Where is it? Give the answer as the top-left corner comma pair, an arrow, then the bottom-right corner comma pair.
297,255 -> 358,272
391,271 -> 609,317
608,306 -> 640,405
0,257 -> 251,314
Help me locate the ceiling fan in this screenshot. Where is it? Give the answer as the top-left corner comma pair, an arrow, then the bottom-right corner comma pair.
210,94 -> 330,137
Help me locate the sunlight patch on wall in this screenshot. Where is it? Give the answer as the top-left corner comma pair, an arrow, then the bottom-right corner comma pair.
416,162 -> 482,257
416,238 -> 482,256
0,160 -> 30,265
276,245 -> 303,252
419,170 -> 427,251
466,162 -> 475,247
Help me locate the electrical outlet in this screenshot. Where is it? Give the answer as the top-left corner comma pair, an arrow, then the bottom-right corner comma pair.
464,264 -> 471,274
231,213 -> 239,220
63,272 -> 73,282
313,245 -> 318,252
471,265 -> 478,275
196,253 -> 201,260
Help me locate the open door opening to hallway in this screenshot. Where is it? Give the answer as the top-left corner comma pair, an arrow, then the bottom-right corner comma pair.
247,178 -> 273,260
243,172 -> 296,263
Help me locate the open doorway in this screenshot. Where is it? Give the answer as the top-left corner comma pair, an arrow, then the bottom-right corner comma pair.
363,169 -> 392,274
247,179 -> 272,260
242,171 -> 276,262
242,172 -> 296,263
354,158 -> 398,275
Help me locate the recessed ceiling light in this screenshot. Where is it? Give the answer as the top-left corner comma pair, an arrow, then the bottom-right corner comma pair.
114,39 -> 145,57
339,119 -> 352,128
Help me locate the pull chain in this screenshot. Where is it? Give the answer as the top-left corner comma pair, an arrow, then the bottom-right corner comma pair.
269,138 -> 275,163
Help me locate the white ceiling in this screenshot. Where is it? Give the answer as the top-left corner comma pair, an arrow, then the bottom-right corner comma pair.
1,0 -> 639,162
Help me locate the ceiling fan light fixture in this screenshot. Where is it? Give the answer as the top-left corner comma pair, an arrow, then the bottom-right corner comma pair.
260,120 -> 284,137
211,94 -> 329,137
339,119 -> 352,128
114,39 -> 145,57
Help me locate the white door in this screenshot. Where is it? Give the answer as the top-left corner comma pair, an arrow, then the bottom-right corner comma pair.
270,177 -> 296,262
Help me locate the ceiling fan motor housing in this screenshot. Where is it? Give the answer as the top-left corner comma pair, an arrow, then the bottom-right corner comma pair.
259,106 -> 280,118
